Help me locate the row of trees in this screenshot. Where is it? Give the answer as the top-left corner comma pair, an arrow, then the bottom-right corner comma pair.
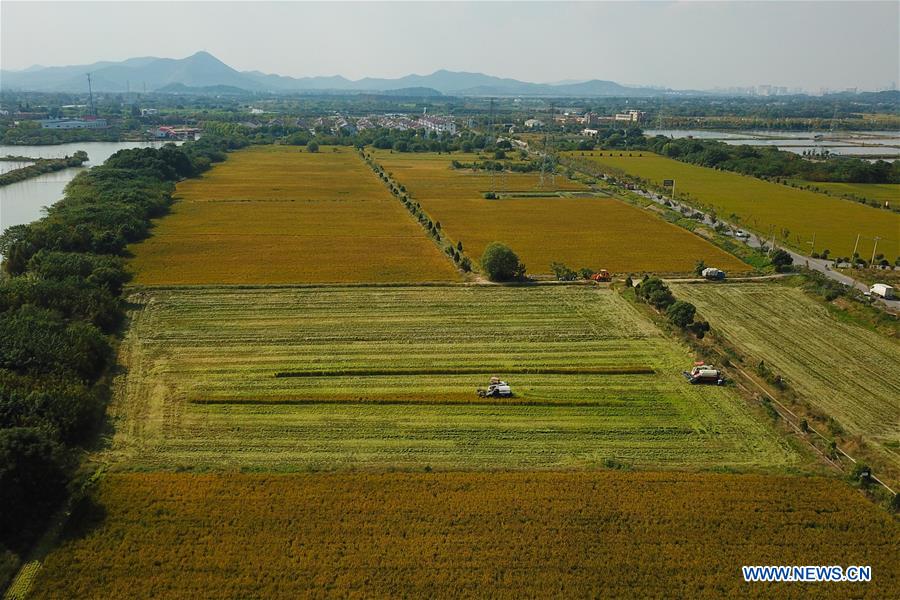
0,152 -> 89,186
0,135 -> 241,568
633,276 -> 708,336
643,136 -> 900,184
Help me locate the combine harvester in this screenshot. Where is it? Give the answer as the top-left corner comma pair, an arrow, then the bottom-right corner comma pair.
683,362 -> 725,385
590,270 -> 612,282
476,377 -> 513,398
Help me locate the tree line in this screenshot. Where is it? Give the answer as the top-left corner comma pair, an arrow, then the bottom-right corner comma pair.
0,152 -> 89,186
642,136 -> 900,184
0,134 -> 244,578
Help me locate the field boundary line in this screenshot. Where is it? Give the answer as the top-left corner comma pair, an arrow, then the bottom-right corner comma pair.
733,364 -> 896,496
273,366 -> 654,378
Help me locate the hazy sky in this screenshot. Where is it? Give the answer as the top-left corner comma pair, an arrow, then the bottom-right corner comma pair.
2,1 -> 898,90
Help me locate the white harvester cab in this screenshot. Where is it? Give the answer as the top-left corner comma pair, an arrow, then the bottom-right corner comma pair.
477,377 -> 513,397
683,363 -> 725,385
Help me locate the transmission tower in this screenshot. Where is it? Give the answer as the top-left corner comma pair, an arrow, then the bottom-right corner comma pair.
539,102 -> 555,187
86,73 -> 96,117
488,98 -> 496,195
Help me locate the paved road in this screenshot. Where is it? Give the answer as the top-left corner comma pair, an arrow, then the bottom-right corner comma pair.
622,185 -> 900,312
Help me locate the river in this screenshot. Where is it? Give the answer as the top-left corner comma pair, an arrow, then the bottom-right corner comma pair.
0,141 -> 180,235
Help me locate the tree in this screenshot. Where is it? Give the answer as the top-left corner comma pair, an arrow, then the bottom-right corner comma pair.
550,262 -> 577,281
666,301 -> 697,328
636,277 -> 675,309
0,428 -> 69,546
481,242 -> 525,282
307,141 -> 319,153
693,260 -> 706,277
771,249 -> 793,271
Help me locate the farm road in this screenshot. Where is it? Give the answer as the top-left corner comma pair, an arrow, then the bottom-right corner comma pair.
628,188 -> 900,312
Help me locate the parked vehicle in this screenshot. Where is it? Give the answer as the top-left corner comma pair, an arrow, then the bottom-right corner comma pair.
870,283 -> 895,299
701,267 -> 726,281
735,230 -> 750,239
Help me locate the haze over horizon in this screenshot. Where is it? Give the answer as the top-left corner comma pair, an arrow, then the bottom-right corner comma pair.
2,1 -> 898,92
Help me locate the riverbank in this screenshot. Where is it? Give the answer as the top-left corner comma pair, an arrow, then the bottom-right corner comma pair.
0,152 -> 89,187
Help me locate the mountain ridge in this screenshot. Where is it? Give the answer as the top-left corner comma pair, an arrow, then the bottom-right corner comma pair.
0,51 -> 666,97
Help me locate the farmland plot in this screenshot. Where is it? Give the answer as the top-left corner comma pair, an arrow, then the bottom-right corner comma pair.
672,282 -> 900,469
30,472 -> 899,599
106,285 -> 796,470
128,146 -> 460,284
374,151 -> 749,275
572,151 -> 899,258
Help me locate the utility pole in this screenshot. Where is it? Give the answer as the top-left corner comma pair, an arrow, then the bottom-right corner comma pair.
852,233 -> 860,258
808,233 -> 816,256
870,236 -> 881,265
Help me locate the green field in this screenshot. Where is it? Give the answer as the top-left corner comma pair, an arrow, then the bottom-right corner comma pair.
105,285 -> 797,470
672,282 -> 900,473
802,181 -> 900,207
570,152 -> 899,259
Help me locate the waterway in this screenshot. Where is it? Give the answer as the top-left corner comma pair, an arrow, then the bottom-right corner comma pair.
0,141 -> 179,234
642,129 -> 900,160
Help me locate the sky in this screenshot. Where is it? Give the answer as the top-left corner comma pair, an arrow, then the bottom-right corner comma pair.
2,1 -> 898,91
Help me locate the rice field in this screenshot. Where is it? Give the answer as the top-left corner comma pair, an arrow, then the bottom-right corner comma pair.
105,285 -> 797,470
128,146 -> 460,285
672,282 -> 900,471
802,181 -> 899,207
29,472 -> 899,599
571,151 -> 899,259
373,150 -> 750,275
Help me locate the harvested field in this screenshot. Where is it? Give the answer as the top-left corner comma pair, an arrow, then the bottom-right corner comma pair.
30,472 -> 899,599
374,150 -> 749,275
106,285 -> 797,470
128,146 -> 460,284
672,282 -> 900,470
572,151 -> 899,259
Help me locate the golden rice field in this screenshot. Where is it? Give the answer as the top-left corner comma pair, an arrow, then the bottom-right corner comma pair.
128,146 -> 459,284
104,285 -> 797,471
29,472 -> 899,599
374,150 -> 749,275
569,151 -> 899,259
672,282 -> 900,474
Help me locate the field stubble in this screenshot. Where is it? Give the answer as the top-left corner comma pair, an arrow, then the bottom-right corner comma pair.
106,285 -> 798,470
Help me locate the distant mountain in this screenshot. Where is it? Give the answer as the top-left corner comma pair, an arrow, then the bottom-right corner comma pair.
155,83 -> 255,96
0,51 -> 665,97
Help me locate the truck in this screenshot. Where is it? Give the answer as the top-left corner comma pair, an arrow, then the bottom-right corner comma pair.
701,267 -> 726,281
683,364 -> 725,385
590,269 -> 612,282
870,283 -> 895,299
476,377 -> 513,398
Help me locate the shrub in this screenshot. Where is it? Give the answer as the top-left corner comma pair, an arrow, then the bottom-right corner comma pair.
550,262 -> 577,281
306,141 -> 319,153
